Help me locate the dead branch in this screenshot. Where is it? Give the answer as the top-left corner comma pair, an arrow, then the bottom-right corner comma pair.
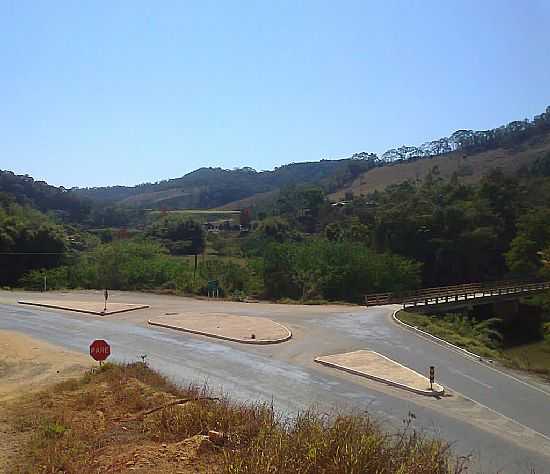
112,396 -> 219,422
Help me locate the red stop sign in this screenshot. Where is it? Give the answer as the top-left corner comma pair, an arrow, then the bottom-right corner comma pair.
90,339 -> 111,361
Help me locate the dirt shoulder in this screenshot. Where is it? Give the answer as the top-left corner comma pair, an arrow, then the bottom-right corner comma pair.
0,330 -> 93,402
0,330 -> 93,472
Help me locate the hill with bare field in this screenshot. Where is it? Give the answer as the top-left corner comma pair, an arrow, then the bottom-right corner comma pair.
330,129 -> 550,201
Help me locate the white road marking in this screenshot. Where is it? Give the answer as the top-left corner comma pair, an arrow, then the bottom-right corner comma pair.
446,387 -> 550,445
390,308 -> 550,398
448,368 -> 494,389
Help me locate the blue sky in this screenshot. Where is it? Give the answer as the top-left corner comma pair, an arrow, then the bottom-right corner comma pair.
1,1 -> 549,188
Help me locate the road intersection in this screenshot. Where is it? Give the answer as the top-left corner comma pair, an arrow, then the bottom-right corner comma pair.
1,290 -> 549,473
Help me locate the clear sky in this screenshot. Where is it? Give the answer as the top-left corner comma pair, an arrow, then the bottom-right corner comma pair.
1,1 -> 549,188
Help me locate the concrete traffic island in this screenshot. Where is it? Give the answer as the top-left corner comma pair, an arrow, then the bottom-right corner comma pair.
148,312 -> 292,344
315,350 -> 444,397
18,300 -> 149,316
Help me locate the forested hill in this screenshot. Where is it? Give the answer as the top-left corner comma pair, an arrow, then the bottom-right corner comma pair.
331,127 -> 550,201
0,170 -> 90,220
72,157 -> 378,209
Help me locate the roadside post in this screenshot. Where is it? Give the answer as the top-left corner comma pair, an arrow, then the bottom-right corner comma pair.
90,339 -> 111,367
103,288 -> 109,313
429,366 -> 435,390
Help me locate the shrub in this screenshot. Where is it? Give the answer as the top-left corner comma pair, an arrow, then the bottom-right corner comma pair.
263,239 -> 421,302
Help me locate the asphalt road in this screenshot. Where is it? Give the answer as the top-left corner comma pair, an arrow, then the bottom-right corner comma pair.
1,298 -> 550,473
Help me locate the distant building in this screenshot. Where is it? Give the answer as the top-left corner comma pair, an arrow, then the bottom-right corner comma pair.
331,201 -> 351,208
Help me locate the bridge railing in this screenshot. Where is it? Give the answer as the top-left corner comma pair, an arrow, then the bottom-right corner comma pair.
364,281 -> 550,307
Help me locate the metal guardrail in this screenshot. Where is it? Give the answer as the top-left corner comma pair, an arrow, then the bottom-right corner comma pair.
364,281 -> 550,307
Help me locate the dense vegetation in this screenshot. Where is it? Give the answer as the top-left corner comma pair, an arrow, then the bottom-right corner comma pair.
0,170 -> 91,221
257,240 -> 419,302
259,153 -> 550,288
0,195 -> 69,285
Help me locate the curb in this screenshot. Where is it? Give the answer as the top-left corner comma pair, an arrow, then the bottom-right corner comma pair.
18,301 -> 150,316
148,320 -> 292,345
314,353 -> 444,397
392,309 -> 486,362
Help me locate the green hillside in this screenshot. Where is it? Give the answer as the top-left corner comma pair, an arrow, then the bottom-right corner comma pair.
73,158 -> 377,209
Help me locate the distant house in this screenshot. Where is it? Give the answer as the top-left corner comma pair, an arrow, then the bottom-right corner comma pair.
331,201 -> 351,208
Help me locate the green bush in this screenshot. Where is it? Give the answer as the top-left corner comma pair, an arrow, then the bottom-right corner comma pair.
198,258 -> 263,297
20,266 -> 70,291
263,239 -> 421,302
21,239 -> 180,291
20,236 -> 417,303
19,239 -> 264,298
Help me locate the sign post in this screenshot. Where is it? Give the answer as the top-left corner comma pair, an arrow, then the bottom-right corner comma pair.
90,339 -> 111,366
103,288 -> 109,313
429,366 -> 435,390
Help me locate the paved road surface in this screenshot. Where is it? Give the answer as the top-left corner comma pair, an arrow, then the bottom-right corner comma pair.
1,297 -> 550,473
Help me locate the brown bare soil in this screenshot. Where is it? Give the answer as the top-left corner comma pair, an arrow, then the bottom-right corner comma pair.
0,330 -> 93,472
120,188 -> 191,206
215,190 -> 278,210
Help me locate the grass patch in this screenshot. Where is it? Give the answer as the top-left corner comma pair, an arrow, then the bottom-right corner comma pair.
398,311 -> 550,379
0,360 -> 12,377
504,341 -> 550,376
9,362 -> 468,473
398,311 -> 501,359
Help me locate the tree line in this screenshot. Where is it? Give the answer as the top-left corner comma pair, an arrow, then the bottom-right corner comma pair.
380,106 -> 550,162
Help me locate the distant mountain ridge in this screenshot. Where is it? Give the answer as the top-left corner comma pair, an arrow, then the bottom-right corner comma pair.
0,170 -> 90,219
72,158 -> 378,209
72,105 -> 550,209
3,106 -> 549,212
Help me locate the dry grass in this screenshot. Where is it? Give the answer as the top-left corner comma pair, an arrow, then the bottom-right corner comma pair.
503,342 -> 550,379
331,131 -> 550,200
9,363 -> 468,473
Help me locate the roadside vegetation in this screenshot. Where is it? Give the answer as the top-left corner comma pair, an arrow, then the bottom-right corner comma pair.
397,311 -> 503,359
398,294 -> 550,378
9,362 -> 468,473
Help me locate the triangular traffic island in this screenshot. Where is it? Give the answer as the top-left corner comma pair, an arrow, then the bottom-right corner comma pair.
148,312 -> 292,344
18,300 -> 149,316
315,350 -> 444,397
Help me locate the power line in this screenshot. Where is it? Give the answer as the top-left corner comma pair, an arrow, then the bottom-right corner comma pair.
0,251 -> 69,255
